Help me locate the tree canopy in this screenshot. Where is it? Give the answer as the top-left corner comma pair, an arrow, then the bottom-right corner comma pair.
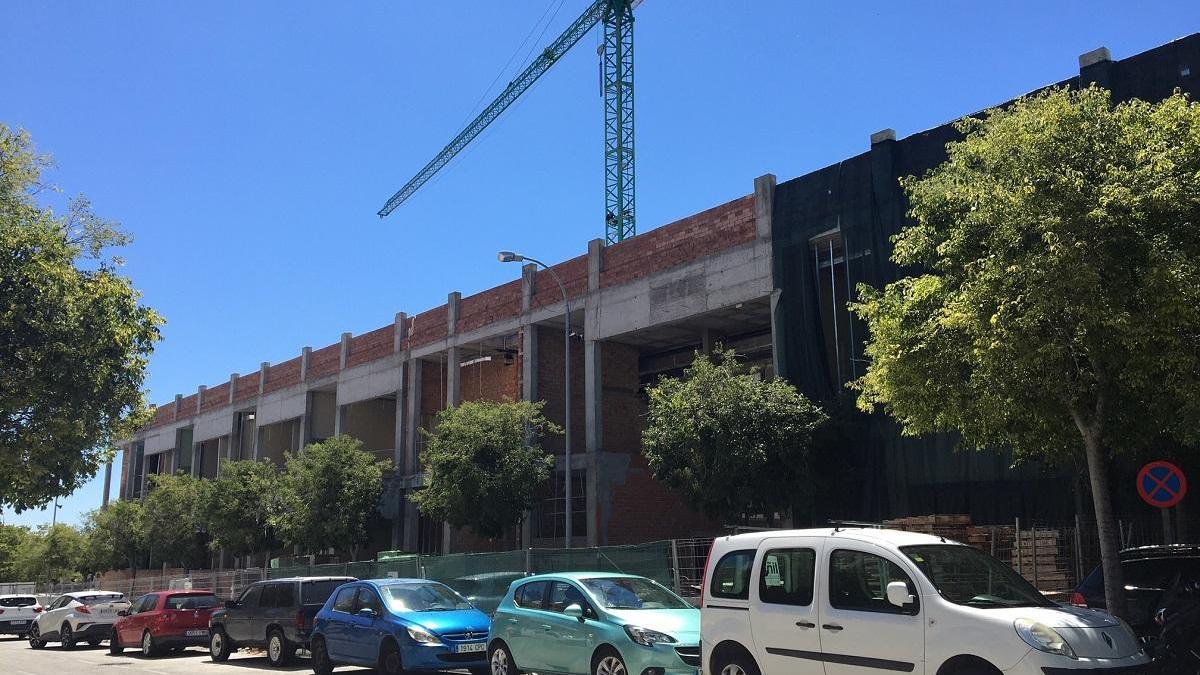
411,399 -> 558,540
275,436 -> 389,557
81,499 -> 147,576
642,348 -> 828,524
203,459 -> 281,560
0,124 -> 162,511
143,472 -> 211,568
850,87 -> 1200,619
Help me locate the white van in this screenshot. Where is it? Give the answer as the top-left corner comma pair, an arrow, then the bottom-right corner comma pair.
700,528 -> 1149,675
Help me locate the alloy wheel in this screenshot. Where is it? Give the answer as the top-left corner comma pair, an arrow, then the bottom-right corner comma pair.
269,635 -> 282,663
597,655 -> 626,675
490,647 -> 508,675
142,631 -> 153,656
28,623 -> 44,649
61,624 -> 75,649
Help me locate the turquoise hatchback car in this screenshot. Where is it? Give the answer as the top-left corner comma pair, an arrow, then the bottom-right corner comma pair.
488,572 -> 699,675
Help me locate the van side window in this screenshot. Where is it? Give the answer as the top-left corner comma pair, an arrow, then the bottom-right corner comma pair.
829,549 -> 919,615
710,550 -> 756,600
759,548 -> 816,606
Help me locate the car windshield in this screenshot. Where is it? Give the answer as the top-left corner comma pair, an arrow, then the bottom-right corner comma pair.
902,545 -> 1053,609
382,583 -> 472,612
581,577 -> 691,610
165,594 -> 219,610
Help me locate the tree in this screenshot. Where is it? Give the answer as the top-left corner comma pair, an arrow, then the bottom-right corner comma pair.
0,523 -> 35,581
0,124 -> 162,512
202,460 -> 281,563
850,87 -> 1200,619
642,348 -> 829,524
411,400 -> 558,540
7,524 -> 87,583
275,436 -> 389,559
143,473 -> 211,569
82,499 -> 146,576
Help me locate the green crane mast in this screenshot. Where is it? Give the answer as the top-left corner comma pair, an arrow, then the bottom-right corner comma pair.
377,0 -> 638,244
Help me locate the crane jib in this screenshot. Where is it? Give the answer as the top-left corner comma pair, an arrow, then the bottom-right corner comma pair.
377,0 -> 637,243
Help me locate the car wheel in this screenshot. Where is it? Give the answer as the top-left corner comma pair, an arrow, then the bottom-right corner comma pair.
593,647 -> 627,675
489,641 -> 517,675
713,651 -> 761,675
60,623 -> 76,650
28,623 -> 45,649
109,628 -> 123,655
209,627 -> 232,662
142,630 -> 159,657
311,636 -> 333,675
267,628 -> 293,667
379,638 -> 403,675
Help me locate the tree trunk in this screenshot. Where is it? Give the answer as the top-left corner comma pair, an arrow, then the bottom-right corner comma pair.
1082,433 -> 1128,619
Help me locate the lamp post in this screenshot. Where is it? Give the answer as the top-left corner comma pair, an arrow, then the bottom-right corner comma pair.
498,251 -> 573,548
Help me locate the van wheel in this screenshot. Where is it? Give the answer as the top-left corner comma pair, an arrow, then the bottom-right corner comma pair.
593,647 -> 627,675
713,652 -> 761,675
209,628 -> 231,662
311,636 -> 333,675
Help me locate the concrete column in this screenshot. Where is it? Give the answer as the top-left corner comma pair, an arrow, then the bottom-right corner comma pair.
1079,46 -> 1113,89
192,442 -> 202,478
754,173 -> 776,241
259,361 -> 269,394
173,394 -> 183,421
521,326 -> 538,402
334,403 -> 345,437
393,361 -> 407,471
340,332 -> 352,370
196,385 -> 205,414
521,263 -> 537,313
587,238 -> 603,290
101,460 -> 112,507
228,373 -> 238,405
403,499 -> 419,552
446,292 -> 461,408
405,359 -> 424,474
584,339 -> 602,454
394,312 -> 407,353
301,346 -> 311,383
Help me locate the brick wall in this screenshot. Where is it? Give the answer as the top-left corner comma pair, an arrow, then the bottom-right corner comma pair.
178,393 -> 198,416
536,325 -> 585,455
200,383 -> 230,413
460,358 -> 520,404
530,255 -> 588,312
410,306 -> 448,347
234,373 -> 259,402
348,325 -> 395,368
457,279 -> 523,334
603,454 -> 723,545
601,342 -> 643,455
307,343 -> 340,380
263,357 -> 302,395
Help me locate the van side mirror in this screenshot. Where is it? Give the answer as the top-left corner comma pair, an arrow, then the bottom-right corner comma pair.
563,604 -> 585,622
885,581 -> 914,609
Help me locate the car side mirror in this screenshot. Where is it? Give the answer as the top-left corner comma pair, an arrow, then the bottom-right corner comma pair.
886,581 -> 915,609
357,607 -> 378,619
564,604 -> 585,622
224,600 -> 239,609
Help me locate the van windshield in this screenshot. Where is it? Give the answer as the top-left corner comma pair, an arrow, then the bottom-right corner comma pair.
901,545 -> 1053,609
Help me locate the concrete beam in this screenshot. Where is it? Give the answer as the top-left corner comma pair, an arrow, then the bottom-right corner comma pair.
754,173 -> 776,241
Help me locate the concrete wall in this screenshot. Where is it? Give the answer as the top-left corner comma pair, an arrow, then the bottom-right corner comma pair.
342,397 -> 396,461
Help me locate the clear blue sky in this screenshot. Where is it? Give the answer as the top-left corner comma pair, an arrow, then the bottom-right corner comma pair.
2,1 -> 1196,528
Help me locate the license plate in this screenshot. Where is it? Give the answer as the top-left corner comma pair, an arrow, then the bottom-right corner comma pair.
456,642 -> 486,653
186,629 -> 208,637
9,620 -> 28,625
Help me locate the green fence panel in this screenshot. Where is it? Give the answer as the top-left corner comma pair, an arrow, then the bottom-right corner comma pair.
423,550 -> 527,614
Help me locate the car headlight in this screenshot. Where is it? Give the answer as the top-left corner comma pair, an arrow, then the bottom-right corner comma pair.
624,625 -> 677,647
406,625 -> 442,645
1014,619 -> 1076,659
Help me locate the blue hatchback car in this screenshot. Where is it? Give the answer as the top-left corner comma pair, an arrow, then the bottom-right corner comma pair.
310,578 -> 491,675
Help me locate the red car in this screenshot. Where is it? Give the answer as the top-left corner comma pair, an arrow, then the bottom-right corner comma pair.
109,590 -> 221,657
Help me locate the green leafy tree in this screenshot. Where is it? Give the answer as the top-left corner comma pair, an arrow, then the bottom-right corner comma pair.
412,400 -> 558,540
202,460 -> 281,562
8,524 -> 86,583
275,436 -> 388,559
0,523 -> 35,581
81,499 -> 147,576
0,124 -> 162,511
642,348 -> 828,524
143,473 -> 211,569
850,87 -> 1200,619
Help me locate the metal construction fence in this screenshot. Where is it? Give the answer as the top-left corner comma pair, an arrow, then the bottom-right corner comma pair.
30,514 -> 1185,607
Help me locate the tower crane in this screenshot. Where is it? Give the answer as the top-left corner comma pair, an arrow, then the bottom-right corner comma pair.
377,0 -> 640,244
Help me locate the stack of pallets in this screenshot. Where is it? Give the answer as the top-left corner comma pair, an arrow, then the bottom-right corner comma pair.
1010,528 -> 1069,591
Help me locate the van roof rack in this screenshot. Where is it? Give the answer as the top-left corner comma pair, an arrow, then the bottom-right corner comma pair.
828,520 -> 884,532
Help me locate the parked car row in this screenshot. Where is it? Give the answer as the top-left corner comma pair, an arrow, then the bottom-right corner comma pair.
16,528 -> 1191,675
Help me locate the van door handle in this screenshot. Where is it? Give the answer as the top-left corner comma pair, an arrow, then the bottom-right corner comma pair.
822,624 -> 844,631
795,621 -> 816,629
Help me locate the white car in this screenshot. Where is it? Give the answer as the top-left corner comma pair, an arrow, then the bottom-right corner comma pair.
28,590 -> 129,649
701,528 -> 1150,675
0,594 -> 42,637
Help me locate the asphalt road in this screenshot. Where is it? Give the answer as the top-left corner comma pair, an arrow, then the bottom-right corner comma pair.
0,635 -> 387,675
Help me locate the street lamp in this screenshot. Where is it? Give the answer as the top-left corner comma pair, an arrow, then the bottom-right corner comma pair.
498,251 -> 573,548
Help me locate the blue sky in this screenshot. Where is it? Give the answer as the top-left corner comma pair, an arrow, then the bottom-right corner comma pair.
2,1 -> 1196,528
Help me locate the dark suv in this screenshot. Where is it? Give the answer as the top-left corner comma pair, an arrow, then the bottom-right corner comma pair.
1071,544 -> 1200,635
208,576 -> 354,666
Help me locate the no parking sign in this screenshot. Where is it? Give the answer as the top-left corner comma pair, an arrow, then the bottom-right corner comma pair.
1137,460 -> 1188,509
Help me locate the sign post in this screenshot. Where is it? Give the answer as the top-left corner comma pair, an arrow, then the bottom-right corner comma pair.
1137,461 -> 1187,545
